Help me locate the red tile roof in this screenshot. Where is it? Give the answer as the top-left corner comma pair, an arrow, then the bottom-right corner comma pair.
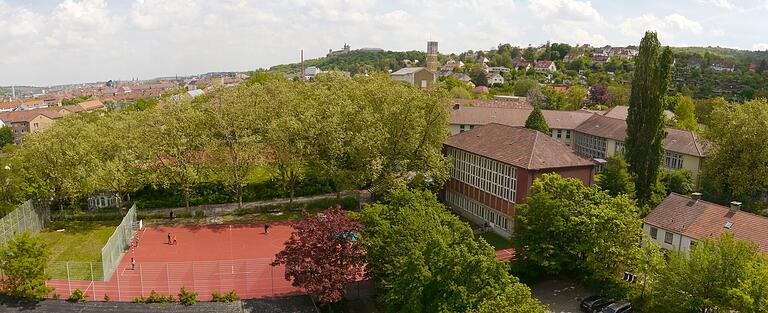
444,123 -> 595,170
453,98 -> 532,110
602,105 -> 675,121
645,193 -> 768,253
450,106 -> 594,130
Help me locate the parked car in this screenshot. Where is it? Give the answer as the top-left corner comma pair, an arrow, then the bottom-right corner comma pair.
580,295 -> 615,313
601,301 -> 632,313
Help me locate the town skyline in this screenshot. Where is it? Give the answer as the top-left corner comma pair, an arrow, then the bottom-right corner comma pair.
2,0 -> 768,86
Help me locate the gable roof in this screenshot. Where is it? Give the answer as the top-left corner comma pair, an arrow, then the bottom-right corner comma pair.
78,99 -> 106,111
0,109 -> 62,123
444,123 -> 595,170
450,106 -> 594,130
573,114 -> 627,141
391,67 -> 429,75
453,98 -> 532,110
645,193 -> 768,253
603,105 -> 675,121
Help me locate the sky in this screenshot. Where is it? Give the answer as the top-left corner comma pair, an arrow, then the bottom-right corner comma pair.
1,0 -> 768,86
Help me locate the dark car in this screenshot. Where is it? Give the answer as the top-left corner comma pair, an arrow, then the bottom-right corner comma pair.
601,301 -> 633,313
580,295 -> 615,313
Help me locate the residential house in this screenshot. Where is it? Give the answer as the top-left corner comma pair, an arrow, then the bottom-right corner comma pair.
443,123 -> 595,238
303,66 -> 323,80
453,98 -> 532,110
563,51 -> 583,62
534,60 -> 557,72
643,193 -> 768,255
0,110 -> 62,144
88,191 -> 119,210
390,67 -> 436,88
592,55 -> 610,64
711,61 -> 735,72
452,73 -> 473,84
572,114 -> 706,183
488,67 -> 511,74
486,72 -> 505,86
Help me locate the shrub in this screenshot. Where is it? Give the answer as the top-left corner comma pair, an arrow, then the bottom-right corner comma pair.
193,210 -> 205,218
178,287 -> 198,306
52,293 -> 61,300
132,296 -> 146,303
145,290 -> 174,303
67,289 -> 87,302
0,232 -> 54,301
211,290 -> 239,302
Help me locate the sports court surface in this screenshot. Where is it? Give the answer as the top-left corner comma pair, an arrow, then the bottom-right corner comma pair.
46,222 -> 301,301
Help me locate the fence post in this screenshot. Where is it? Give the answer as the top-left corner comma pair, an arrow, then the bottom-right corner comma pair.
117,267 -> 121,302
271,260 -> 275,297
91,262 -> 96,300
166,263 -> 170,296
66,262 -> 72,296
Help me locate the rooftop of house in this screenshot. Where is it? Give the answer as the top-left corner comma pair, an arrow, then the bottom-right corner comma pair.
535,60 -> 554,68
444,123 -> 595,170
574,114 -> 707,157
391,67 -> 430,75
0,108 -> 63,123
602,105 -> 675,121
644,193 -> 768,254
452,98 -> 531,110
450,106 -> 593,130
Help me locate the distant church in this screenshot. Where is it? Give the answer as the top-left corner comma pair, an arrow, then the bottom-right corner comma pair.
327,43 -> 351,57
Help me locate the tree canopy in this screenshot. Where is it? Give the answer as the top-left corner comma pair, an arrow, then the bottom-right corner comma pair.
626,31 -> 672,207
524,106 -> 550,134
0,232 -> 53,301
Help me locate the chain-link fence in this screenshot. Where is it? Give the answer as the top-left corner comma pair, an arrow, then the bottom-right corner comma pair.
100,204 -> 138,281
0,200 -> 50,247
44,258 -> 297,302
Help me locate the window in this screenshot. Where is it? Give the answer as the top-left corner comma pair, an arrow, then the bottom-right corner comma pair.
615,141 -> 625,155
445,190 -> 511,231
664,232 -> 673,244
33,123 -> 39,128
459,125 -> 466,132
566,130 -> 571,139
420,80 -> 427,88
574,132 -> 607,159
690,241 -> 697,248
469,125 -> 475,130
557,129 -> 563,138
650,227 -> 658,240
447,147 -> 517,203
663,151 -> 684,170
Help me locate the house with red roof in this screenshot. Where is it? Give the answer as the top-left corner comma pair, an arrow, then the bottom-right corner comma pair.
442,123 -> 595,238
643,193 -> 768,255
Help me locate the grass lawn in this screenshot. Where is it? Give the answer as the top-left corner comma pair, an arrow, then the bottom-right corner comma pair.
37,220 -> 119,280
453,213 -> 513,250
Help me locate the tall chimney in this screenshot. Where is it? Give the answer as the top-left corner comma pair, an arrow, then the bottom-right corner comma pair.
730,201 -> 742,212
691,192 -> 702,201
300,49 -> 305,80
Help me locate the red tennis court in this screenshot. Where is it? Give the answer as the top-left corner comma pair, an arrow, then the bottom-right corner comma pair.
46,223 -> 301,301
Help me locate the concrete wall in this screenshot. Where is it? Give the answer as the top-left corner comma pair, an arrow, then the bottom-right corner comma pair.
642,223 -> 696,255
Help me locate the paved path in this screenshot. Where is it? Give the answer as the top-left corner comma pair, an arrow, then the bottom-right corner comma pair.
530,279 -> 593,313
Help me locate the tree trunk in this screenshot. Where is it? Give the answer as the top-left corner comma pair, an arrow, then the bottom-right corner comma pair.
184,187 -> 190,209
237,185 -> 243,209
289,168 -> 296,204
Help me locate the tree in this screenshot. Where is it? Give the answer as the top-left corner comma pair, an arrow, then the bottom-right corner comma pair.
525,106 -> 550,134
730,255 -> 768,313
513,79 -> 538,97
652,233 -> 760,313
672,95 -> 698,131
361,187 -> 547,313
514,174 -> 644,285
469,65 -> 488,87
565,86 -> 587,110
659,169 -> 693,195
588,83 -> 611,106
450,86 -> 472,99
626,32 -> 672,207
272,208 -> 365,305
526,88 -> 547,108
0,232 -> 54,301
143,100 -> 209,208
0,126 -> 12,148
596,155 -> 635,197
202,86 -> 263,208
91,113 -> 148,207
703,98 -> 768,210
694,97 -> 728,126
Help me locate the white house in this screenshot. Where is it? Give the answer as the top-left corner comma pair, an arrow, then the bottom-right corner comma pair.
643,193 -> 768,255
486,73 -> 505,86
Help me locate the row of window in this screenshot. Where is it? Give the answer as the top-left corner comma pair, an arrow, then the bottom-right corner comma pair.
650,226 -> 696,247
458,124 -> 476,133
552,129 -> 572,140
447,147 -> 517,203
445,190 -> 511,231
574,133 -> 607,159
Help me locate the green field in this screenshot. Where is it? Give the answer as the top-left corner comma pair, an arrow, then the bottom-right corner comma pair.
37,220 -> 118,280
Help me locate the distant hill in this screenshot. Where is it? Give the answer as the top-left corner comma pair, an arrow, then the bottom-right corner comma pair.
269,50 -> 427,75
671,46 -> 768,63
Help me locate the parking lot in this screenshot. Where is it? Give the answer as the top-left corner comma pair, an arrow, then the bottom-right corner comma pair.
530,279 -> 594,313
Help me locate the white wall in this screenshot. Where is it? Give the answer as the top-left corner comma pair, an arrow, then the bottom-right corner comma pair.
642,223 -> 697,255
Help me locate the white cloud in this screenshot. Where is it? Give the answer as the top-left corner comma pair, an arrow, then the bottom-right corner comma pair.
528,0 -> 602,22
753,43 -> 768,50
131,0 -> 201,30
697,0 -> 735,9
620,13 -> 703,44
542,23 -> 608,45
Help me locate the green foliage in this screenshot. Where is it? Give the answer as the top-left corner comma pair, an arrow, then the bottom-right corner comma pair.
669,94 -> 698,130
61,95 -> 92,106
565,86 -> 588,110
67,289 -> 86,302
694,97 -> 728,125
178,287 -> 198,306
0,232 -> 53,301
703,98 -> 768,211
469,64 -> 488,87
134,290 -> 175,303
729,255 -> 768,313
0,126 -> 12,148
211,290 -> 239,302
514,174 -> 644,287
450,86 -> 472,99
512,79 -> 538,96
360,187 -> 547,313
652,233 -> 763,313
596,155 -> 635,197
524,106 -> 550,134
659,169 -> 693,195
626,32 -> 672,207
269,50 -> 426,76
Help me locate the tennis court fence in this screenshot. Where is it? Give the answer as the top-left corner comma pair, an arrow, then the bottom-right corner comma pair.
44,258 -> 297,302
0,200 -> 50,247
100,204 -> 139,281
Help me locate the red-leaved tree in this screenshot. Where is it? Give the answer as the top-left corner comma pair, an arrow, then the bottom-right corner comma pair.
271,208 -> 366,304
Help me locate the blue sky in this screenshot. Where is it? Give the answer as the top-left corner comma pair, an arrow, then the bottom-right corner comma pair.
1,0 -> 767,86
